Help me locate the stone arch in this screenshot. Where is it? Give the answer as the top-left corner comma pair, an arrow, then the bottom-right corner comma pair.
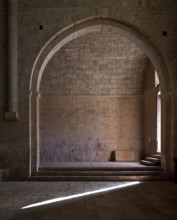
29,17 -> 172,176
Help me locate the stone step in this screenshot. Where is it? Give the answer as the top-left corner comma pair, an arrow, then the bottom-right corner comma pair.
27,174 -> 167,181
37,170 -> 163,177
140,160 -> 159,166
152,154 -> 161,159
0,169 -> 9,181
146,157 -> 161,164
35,164 -> 165,181
39,166 -> 162,172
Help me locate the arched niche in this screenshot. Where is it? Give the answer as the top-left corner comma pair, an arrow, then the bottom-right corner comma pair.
29,17 -> 173,176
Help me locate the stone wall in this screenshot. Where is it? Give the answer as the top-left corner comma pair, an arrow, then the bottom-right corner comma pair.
40,31 -> 146,162
40,96 -> 144,162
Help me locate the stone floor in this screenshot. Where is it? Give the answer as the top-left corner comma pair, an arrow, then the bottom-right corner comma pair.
0,181 -> 177,220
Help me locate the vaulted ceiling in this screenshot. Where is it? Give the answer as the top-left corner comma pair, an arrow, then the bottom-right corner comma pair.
41,30 -> 149,95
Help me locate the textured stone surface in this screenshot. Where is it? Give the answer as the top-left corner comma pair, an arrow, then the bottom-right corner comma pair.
41,31 -> 148,96
40,96 -> 143,162
40,31 -> 146,162
0,181 -> 177,219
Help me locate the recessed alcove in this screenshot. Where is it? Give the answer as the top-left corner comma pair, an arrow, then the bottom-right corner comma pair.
29,18 -> 172,179
39,30 -> 150,164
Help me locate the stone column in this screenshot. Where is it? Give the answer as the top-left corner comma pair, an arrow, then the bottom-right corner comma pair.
5,0 -> 18,121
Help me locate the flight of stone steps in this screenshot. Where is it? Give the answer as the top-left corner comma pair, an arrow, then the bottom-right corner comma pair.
140,154 -> 161,166
28,161 -> 167,181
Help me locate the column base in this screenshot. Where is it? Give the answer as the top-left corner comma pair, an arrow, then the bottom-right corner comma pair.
4,112 -> 18,121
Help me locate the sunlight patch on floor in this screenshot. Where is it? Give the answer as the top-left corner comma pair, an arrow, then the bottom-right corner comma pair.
21,181 -> 140,209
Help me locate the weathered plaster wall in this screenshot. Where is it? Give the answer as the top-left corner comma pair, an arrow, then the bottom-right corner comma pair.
0,0 -> 177,178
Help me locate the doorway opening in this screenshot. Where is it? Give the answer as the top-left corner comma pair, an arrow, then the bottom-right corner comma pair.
155,71 -> 161,153
156,90 -> 161,153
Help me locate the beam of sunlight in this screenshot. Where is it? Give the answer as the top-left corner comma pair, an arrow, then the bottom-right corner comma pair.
21,181 -> 140,209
